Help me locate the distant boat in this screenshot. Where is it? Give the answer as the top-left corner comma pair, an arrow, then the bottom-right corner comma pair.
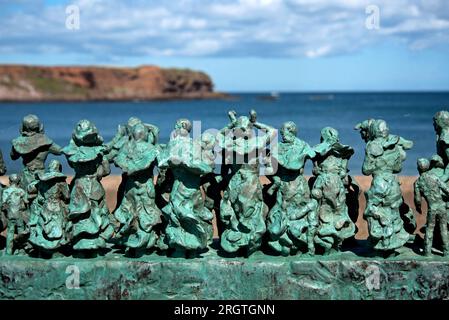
308,94 -> 334,101
258,91 -> 280,101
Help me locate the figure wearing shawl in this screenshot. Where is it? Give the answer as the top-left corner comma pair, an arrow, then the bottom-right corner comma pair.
357,119 -> 414,252
218,110 -> 276,256
10,114 -> 62,189
106,117 -> 160,208
158,119 -> 215,257
63,120 -> 115,252
113,123 -> 163,254
265,121 -> 318,256
1,174 -> 29,255
311,127 -> 356,254
433,111 -> 449,166
28,160 -> 70,255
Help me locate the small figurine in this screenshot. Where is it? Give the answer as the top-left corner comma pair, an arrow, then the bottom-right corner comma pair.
28,160 -> 70,257
414,156 -> 449,256
106,117 -> 160,208
158,119 -> 215,257
310,127 -> 356,254
1,174 -> 29,255
62,120 -> 115,254
10,114 -> 62,189
433,111 -> 449,166
218,110 -> 276,256
265,121 -> 318,256
357,119 -> 414,253
113,123 -> 163,255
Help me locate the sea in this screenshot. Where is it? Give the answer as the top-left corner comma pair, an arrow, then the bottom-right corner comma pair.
0,92 -> 448,176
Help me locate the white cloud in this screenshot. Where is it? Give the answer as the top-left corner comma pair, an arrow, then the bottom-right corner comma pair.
0,0 -> 448,59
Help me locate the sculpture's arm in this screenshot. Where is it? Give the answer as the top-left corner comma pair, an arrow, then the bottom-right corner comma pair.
362,154 -> 376,176
106,125 -> 126,150
413,180 -> 423,214
97,158 -> 111,178
0,150 -> 6,176
219,110 -> 237,134
10,146 -> 20,161
398,136 -> 414,150
49,142 -> 63,155
305,143 -> 317,160
61,184 -> 70,202
267,176 -> 281,196
438,179 -> 449,197
253,122 -> 276,147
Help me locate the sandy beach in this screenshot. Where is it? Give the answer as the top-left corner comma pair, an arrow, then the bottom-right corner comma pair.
1,175 -> 421,240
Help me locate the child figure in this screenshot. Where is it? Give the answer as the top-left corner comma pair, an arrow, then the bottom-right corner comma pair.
1,174 -> 29,255
28,160 -> 70,257
414,156 -> 449,256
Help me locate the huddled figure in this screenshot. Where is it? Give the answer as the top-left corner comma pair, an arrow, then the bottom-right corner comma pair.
265,121 -> 317,256
356,119 -> 414,255
0,110 -> 448,259
158,119 -> 215,257
310,127 -> 356,254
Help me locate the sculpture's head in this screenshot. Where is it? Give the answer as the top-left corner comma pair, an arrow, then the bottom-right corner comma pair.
201,132 -> 216,150
73,119 -> 103,146
320,127 -> 339,144
174,118 -> 192,137
127,117 -> 142,131
233,112 -> 257,141
355,119 -> 374,142
132,123 -> 148,142
433,111 -> 449,133
236,116 -> 252,132
21,114 -> 44,136
417,158 -> 430,174
48,159 -> 62,173
370,119 -> 389,139
281,121 -> 297,143
9,174 -> 20,187
430,154 -> 445,169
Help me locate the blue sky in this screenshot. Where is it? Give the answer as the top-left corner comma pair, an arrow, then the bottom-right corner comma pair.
1,0 -> 449,92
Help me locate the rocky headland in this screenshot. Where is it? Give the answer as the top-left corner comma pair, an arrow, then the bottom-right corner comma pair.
0,65 -> 226,101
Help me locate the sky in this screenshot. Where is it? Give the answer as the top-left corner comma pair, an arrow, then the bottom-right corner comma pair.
0,0 -> 449,92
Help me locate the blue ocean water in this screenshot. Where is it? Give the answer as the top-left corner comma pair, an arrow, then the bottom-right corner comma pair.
0,92 -> 448,175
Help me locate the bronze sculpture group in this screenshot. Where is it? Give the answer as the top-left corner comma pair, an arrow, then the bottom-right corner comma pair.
0,110 -> 447,259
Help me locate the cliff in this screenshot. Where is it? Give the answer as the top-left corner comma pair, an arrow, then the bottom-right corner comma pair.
0,65 -> 225,101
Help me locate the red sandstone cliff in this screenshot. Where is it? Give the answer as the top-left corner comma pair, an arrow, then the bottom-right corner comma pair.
0,65 -> 225,101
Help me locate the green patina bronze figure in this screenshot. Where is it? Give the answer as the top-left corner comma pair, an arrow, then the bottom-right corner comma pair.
357,119 -> 414,253
10,114 -> 62,190
265,121 -> 318,256
106,117 -> 160,208
430,110 -> 449,252
310,127 -> 356,254
0,150 -> 7,233
414,155 -> 449,256
1,174 -> 29,255
112,122 -> 163,255
62,120 -> 115,254
158,119 -> 215,257
433,111 -> 449,166
28,160 -> 70,257
218,110 -> 276,256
